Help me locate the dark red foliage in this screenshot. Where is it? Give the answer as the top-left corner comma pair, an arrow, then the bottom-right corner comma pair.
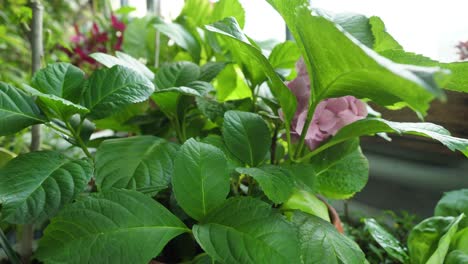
456,41 -> 468,60
60,14 -> 126,68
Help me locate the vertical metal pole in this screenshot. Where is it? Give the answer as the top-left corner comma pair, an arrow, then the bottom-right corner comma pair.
120,0 -> 128,6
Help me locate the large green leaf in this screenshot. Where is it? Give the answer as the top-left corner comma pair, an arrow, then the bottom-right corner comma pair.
23,84 -> 89,120
446,250 -> 468,264
82,65 -> 154,120
155,61 -> 200,89
369,16 -> 402,52
379,50 -> 468,93
292,211 -> 366,264
0,82 -> 45,135
223,110 -> 271,167
154,21 -> 201,63
236,166 -> 294,203
333,13 -> 375,48
268,41 -> 300,78
94,101 -> 148,132
311,140 -> 369,199
282,189 -> 330,222
269,41 -> 300,68
435,189 -> 468,229
210,0 -> 245,28
308,118 -> 468,158
180,0 -> 213,27
267,2 -> 447,116
31,62 -> 85,103
0,151 -> 92,224
364,218 -> 409,263
408,215 -> 465,264
199,62 -> 228,82
206,17 -> 297,124
95,136 -> 179,191
213,63 -> 252,102
193,197 -> 301,264
201,134 -> 243,173
90,51 -> 155,80
172,139 -> 230,221
36,189 -> 188,264
122,17 -> 156,62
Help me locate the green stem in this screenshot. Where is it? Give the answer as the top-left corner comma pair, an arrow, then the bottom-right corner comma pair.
0,228 -> 22,264
65,122 -> 92,159
294,100 -> 318,160
46,123 -> 73,138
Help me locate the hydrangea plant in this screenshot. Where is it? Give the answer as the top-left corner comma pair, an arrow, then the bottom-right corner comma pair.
0,0 -> 468,263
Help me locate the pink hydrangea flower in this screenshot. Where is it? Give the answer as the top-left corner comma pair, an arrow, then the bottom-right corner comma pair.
286,59 -> 368,150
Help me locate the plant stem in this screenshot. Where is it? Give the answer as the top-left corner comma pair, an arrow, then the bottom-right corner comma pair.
270,123 -> 278,164
65,121 -> 92,159
294,100 -> 318,160
21,1 -> 43,262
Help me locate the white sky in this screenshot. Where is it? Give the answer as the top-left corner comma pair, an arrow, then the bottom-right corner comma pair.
118,0 -> 468,62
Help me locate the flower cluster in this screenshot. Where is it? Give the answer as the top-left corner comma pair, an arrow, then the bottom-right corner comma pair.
60,14 -> 126,68
286,59 -> 367,150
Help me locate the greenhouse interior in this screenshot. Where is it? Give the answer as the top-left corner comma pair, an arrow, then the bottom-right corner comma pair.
0,0 -> 467,263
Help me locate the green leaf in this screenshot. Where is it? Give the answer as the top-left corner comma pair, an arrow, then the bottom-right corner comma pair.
309,118 -> 468,158
180,0 -> 213,27
193,197 -> 301,264
0,227 -> 21,264
154,81 -> 213,97
0,148 -> 15,168
172,139 -> 230,221
213,63 -> 252,102
31,62 -> 85,103
199,62 -> 228,82
446,250 -> 468,264
0,151 -> 93,224
363,218 -> 409,263
236,166 -> 295,203
94,101 -> 148,132
311,140 -> 369,199
282,189 -> 330,222
292,211 -> 366,264
90,51 -> 155,80
408,215 -> 465,264
206,17 -> 297,124
223,110 -> 271,166
451,227 -> 468,253
201,134 -> 243,173
122,17 -> 156,61
268,2 -> 447,116
82,65 -> 154,120
0,82 -> 45,135
268,41 -> 300,71
333,13 -> 374,48
379,49 -> 468,93
23,84 -> 89,120
154,21 -> 201,63
210,0 -> 245,28
36,189 -> 188,264
435,189 -> 468,229
281,164 -> 316,191
155,61 -> 200,89
369,16 -> 402,52
95,136 -> 179,191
